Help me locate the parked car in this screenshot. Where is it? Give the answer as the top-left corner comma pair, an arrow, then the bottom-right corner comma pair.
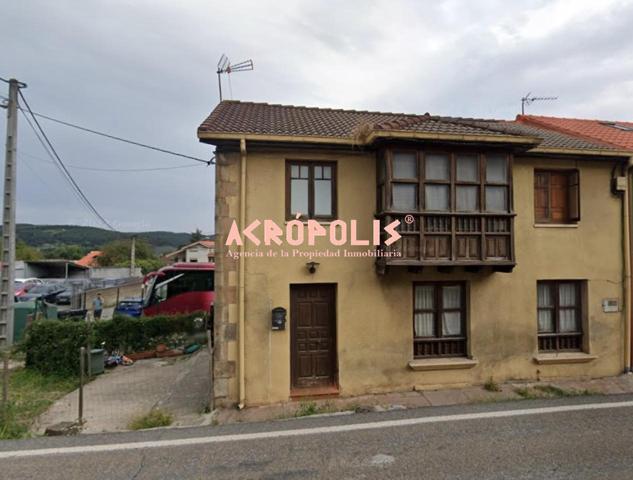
18,283 -> 65,303
114,298 -> 144,317
14,278 -> 44,298
52,289 -> 72,305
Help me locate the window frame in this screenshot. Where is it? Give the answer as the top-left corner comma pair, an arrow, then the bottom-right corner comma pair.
534,169 -> 580,224
382,149 -> 512,214
412,281 -> 467,358
285,160 -> 337,220
537,280 -> 584,352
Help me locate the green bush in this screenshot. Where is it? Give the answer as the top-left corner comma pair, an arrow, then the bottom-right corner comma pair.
94,312 -> 205,352
24,320 -> 91,376
23,312 -> 206,376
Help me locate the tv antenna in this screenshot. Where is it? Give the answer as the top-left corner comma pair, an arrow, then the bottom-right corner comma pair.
216,54 -> 254,101
521,92 -> 558,115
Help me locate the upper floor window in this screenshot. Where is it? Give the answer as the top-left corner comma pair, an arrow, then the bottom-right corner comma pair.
286,161 -> 336,220
383,150 -> 511,213
534,170 -> 580,224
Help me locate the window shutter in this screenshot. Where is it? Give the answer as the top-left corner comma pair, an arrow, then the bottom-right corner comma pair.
534,172 -> 549,222
568,170 -> 580,222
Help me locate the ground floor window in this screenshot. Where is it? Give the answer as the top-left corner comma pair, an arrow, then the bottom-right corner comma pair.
413,282 -> 467,358
537,280 -> 583,352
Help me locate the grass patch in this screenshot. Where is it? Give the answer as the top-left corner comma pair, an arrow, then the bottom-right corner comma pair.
483,377 -> 502,393
294,401 -> 338,417
514,384 -> 596,400
128,409 -> 173,430
0,368 -> 78,440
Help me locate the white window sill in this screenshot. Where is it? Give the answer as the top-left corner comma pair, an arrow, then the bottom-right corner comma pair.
533,352 -> 597,365
408,357 -> 478,371
533,223 -> 579,228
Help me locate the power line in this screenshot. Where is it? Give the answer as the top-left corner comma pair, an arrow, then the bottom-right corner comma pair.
19,151 -> 206,172
18,91 -> 116,231
21,109 -> 214,165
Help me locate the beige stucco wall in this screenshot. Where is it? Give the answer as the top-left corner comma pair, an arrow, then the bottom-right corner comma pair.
219,147 -> 625,406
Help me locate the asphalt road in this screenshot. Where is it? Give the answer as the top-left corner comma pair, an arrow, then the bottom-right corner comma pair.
2,394 -> 633,479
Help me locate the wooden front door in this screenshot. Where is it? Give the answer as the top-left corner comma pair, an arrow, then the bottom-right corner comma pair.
290,284 -> 337,390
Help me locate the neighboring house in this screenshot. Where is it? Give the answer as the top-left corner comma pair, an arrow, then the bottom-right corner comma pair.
164,240 -> 215,264
198,100 -> 633,408
516,115 -> 633,151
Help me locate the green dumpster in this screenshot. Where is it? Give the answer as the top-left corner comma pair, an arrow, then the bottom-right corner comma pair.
90,349 -> 105,376
13,301 -> 36,343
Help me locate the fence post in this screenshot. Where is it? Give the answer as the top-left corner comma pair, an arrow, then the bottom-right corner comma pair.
79,346 -> 85,424
207,329 -> 214,412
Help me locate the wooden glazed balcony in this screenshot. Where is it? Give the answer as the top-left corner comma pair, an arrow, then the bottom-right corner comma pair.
375,212 -> 516,274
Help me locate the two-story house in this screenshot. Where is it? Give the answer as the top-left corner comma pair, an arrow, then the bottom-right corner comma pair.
198,101 -> 633,408
163,240 -> 215,264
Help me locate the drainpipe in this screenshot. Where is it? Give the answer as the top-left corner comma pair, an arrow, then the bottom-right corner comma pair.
625,157 -> 633,373
238,138 -> 247,408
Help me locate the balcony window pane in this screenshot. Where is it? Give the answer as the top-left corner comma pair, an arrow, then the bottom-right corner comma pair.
559,283 -> 576,307
425,154 -> 449,180
456,155 -> 478,182
425,185 -> 449,211
415,285 -> 434,309
290,179 -> 309,216
442,285 -> 461,308
486,154 -> 507,183
442,312 -> 462,336
314,179 -> 332,216
485,186 -> 507,212
414,312 -> 434,337
393,184 -> 417,210
393,152 -> 417,179
538,283 -> 552,307
456,186 -> 478,211
538,310 -> 554,332
560,309 -> 577,332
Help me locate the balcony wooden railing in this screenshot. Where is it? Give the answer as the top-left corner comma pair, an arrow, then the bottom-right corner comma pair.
376,211 -> 516,273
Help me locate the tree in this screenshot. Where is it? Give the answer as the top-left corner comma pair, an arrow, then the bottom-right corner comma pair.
15,240 -> 42,261
42,244 -> 86,260
99,238 -> 163,273
190,228 -> 205,243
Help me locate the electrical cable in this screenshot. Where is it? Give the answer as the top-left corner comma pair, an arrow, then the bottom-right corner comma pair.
20,109 -> 214,165
19,151 -> 206,173
18,91 -> 116,231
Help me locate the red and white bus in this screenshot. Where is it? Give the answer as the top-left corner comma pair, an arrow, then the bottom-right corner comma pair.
142,262 -> 214,317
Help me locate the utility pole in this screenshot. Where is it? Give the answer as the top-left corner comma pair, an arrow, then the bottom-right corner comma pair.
0,79 -> 23,348
130,235 -> 136,277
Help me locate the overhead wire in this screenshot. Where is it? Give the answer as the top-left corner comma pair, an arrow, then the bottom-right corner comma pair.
19,151 -> 206,173
18,91 -> 116,231
19,109 -> 214,165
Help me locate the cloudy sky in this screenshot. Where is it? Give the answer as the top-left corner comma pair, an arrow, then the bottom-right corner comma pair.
2,0 -> 633,234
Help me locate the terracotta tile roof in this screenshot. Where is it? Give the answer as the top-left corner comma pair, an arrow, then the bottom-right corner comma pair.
197,101 -> 627,154
518,115 -> 633,151
463,120 -> 620,151
76,250 -> 102,268
198,101 -> 521,141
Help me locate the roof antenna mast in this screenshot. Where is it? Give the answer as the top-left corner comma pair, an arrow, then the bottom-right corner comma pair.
216,54 -> 254,101
521,92 -> 558,115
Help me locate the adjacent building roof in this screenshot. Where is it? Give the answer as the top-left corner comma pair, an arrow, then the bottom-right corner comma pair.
517,115 -> 633,151
164,240 -> 215,259
76,250 -> 102,268
198,100 -> 631,155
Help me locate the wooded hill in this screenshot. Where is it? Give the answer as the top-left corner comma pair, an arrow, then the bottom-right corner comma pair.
12,224 -> 192,254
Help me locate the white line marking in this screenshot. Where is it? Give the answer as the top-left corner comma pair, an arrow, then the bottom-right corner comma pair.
2,400 -> 633,459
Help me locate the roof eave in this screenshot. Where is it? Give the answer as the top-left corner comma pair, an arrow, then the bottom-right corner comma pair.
367,130 -> 541,146
525,146 -> 633,158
